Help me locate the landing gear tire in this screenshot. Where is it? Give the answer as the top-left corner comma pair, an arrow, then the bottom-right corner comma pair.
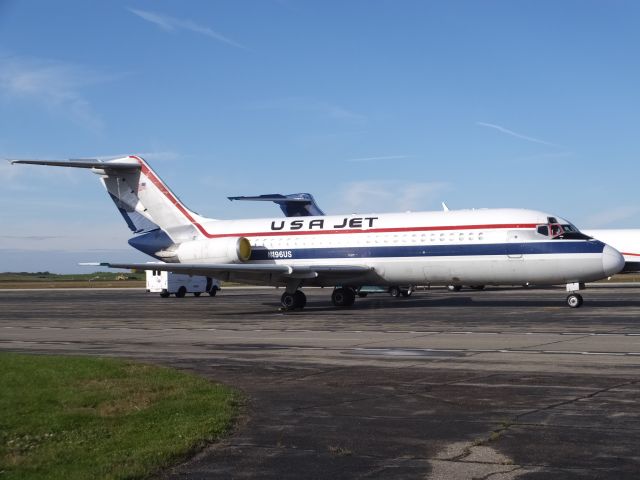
389,286 -> 401,297
566,293 -> 583,308
160,290 -> 170,298
175,286 -> 186,298
293,290 -> 307,309
401,288 -> 413,298
447,285 -> 462,292
208,287 -> 218,297
281,290 -> 306,311
332,287 -> 356,307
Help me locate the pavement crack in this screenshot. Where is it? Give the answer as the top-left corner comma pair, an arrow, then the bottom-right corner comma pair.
514,379 -> 640,422
350,331 -> 439,348
292,372 -> 502,413
518,333 -> 593,350
480,466 -> 522,479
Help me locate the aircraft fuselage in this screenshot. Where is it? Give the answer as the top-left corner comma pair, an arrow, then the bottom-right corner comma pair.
171,208 -> 621,288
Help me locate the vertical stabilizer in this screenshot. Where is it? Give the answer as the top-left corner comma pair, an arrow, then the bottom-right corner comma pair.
98,156 -> 203,242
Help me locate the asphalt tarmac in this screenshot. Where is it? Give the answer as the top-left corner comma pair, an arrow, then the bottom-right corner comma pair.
1,286 -> 640,479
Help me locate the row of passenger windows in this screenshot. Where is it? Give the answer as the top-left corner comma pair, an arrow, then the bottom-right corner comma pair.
250,231 -> 487,248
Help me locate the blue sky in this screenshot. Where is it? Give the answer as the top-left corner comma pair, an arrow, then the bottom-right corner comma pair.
1,0 -> 639,272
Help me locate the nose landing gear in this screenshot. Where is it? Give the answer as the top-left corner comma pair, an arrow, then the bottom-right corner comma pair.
566,293 -> 583,308
566,282 -> 586,308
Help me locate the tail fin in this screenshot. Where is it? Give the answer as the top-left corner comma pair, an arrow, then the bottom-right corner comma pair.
10,156 -> 205,242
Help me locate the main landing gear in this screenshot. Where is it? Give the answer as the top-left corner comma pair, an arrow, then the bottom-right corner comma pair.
331,287 -> 356,307
389,285 -> 414,297
280,286 -> 358,311
280,290 -> 307,311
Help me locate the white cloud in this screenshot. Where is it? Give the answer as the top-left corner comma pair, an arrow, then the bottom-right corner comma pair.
0,55 -> 118,130
334,180 -> 450,213
128,8 -> 247,50
476,122 -> 560,148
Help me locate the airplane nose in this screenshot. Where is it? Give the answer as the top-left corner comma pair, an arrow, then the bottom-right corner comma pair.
602,244 -> 625,276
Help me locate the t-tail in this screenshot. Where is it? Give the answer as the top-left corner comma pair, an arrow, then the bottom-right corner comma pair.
9,156 -> 207,256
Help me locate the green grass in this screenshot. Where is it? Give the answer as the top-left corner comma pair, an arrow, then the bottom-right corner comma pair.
0,353 -> 241,480
0,272 -> 142,283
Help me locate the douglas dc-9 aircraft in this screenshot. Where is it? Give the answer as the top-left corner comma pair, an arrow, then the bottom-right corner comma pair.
11,156 -> 624,309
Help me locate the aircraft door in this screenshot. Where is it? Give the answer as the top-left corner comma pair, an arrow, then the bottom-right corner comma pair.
507,231 -> 523,259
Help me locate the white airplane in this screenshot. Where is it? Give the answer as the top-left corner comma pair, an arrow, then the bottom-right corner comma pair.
11,156 -> 624,309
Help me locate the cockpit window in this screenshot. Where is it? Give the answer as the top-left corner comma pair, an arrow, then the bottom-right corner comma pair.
536,223 -> 592,240
550,224 -> 564,237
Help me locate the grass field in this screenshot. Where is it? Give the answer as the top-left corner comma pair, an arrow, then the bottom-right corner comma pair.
0,353 -> 241,480
0,272 -> 145,289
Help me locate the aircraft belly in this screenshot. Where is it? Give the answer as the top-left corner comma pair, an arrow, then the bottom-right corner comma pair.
369,253 -> 605,286
515,254 -> 605,284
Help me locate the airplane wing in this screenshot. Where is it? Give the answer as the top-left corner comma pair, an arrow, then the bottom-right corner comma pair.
9,159 -> 140,170
83,262 -> 372,283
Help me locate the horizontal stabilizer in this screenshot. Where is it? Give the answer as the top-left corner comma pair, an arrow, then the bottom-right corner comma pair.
10,159 -> 140,170
14,155 -> 204,243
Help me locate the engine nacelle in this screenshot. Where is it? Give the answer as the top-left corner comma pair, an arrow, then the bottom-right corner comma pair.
174,237 -> 251,263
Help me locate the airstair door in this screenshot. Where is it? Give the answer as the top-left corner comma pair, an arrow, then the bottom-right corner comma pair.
507,231 -> 523,259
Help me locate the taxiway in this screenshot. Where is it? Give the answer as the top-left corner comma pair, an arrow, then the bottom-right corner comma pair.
1,286 -> 639,479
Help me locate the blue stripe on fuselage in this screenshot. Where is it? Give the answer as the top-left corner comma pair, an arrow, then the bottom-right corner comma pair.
249,240 -> 605,261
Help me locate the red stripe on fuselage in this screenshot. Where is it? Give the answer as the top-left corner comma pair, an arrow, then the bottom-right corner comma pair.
130,156 -> 539,239
194,223 -> 540,239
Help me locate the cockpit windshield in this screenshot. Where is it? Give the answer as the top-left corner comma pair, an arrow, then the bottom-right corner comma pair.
537,223 -> 592,240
